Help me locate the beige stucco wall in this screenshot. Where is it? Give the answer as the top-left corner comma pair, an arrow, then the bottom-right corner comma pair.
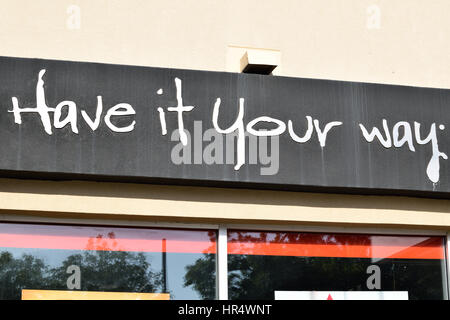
0,0 -> 449,88
0,0 -> 449,229
0,178 -> 449,230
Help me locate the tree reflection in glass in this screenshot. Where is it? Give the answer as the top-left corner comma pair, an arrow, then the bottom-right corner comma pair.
184,230 -> 446,300
0,224 -> 216,300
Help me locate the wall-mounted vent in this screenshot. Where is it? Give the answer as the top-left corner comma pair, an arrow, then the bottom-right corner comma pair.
226,46 -> 281,75
240,51 -> 279,75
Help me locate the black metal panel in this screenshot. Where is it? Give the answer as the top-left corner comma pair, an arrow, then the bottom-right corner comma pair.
0,56 -> 449,197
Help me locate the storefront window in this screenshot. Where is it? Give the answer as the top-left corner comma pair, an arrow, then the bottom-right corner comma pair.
227,230 -> 447,300
0,223 -> 216,300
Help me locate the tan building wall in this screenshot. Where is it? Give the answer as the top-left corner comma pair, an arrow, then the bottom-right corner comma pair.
0,0 -> 449,230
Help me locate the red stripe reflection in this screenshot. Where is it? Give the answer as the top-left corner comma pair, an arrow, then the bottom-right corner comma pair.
0,224 -> 216,254
227,232 -> 444,260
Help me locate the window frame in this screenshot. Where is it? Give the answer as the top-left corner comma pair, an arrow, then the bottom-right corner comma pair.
0,213 -> 447,300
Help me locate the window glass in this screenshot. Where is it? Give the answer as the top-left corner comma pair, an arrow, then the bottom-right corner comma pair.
226,230 -> 447,300
0,223 -> 216,300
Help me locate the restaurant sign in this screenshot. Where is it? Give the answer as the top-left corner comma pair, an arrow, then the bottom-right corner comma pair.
0,56 -> 449,197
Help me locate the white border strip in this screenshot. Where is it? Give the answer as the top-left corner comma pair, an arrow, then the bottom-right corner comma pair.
217,226 -> 228,300
447,233 -> 450,299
